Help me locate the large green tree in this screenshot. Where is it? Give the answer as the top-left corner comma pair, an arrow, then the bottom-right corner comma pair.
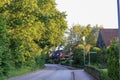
67,24 -> 102,49
64,24 -> 102,65
0,0 -> 67,68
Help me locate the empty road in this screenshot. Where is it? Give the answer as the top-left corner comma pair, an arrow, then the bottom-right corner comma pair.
8,64 -> 96,80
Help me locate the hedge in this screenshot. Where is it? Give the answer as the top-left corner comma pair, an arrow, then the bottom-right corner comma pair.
107,39 -> 119,80
84,65 -> 101,80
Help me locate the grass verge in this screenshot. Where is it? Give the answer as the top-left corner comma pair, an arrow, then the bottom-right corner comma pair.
1,66 -> 44,80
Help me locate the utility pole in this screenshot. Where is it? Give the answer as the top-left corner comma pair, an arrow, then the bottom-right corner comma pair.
117,0 -> 120,76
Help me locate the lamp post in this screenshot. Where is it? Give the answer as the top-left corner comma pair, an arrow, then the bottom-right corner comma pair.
82,36 -> 86,66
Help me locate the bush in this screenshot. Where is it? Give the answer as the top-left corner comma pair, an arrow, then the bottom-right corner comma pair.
107,39 -> 119,80
60,58 -> 70,65
84,65 -> 101,80
90,47 -> 107,68
35,55 -> 45,69
0,14 -> 11,76
85,65 -> 108,80
47,59 -> 53,64
10,39 -> 24,68
100,69 -> 108,80
90,47 -> 101,63
72,46 -> 84,67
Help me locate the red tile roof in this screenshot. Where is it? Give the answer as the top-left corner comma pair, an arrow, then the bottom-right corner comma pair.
100,29 -> 118,47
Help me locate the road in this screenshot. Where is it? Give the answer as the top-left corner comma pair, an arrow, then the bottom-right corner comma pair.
8,64 -> 96,80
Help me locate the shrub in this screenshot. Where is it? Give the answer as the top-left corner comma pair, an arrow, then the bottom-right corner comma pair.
60,58 -> 70,65
72,46 -> 84,67
84,65 -> 101,80
0,14 -> 11,76
90,47 -> 101,63
85,65 -> 108,80
35,55 -> 45,69
100,69 -> 108,80
90,47 -> 107,68
107,39 -> 119,80
10,39 -> 24,68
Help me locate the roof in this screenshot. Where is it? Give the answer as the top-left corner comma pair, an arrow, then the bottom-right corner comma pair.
100,29 -> 118,47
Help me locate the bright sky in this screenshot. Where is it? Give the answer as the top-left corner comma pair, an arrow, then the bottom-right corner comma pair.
55,0 -> 118,29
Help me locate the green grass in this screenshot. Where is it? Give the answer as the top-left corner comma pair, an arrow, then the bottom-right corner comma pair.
1,66 -> 44,80
0,67 -> 32,80
8,67 -> 33,77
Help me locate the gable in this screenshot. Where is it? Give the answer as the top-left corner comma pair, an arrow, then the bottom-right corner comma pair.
96,32 -> 106,48
96,29 -> 118,48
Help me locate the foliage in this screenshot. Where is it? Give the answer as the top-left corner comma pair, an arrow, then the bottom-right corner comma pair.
0,0 -> 67,78
107,39 -> 119,80
84,65 -> 101,80
10,39 -> 24,68
35,54 -> 45,69
85,65 -> 108,80
60,58 -> 70,65
0,0 -> 67,54
100,69 -> 108,80
90,47 -> 101,64
86,25 -> 103,46
67,24 -> 102,47
0,14 -> 11,76
64,24 -> 103,68
72,45 -> 84,67
8,67 -> 34,79
90,47 -> 108,68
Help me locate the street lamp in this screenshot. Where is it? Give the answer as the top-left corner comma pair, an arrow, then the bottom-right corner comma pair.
82,36 -> 86,66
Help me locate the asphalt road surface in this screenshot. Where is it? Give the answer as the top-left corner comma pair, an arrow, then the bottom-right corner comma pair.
8,64 -> 96,80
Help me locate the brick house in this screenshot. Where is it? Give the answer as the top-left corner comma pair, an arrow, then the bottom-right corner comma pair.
96,29 -> 118,49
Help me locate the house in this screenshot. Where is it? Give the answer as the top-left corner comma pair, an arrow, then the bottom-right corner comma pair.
96,29 -> 118,49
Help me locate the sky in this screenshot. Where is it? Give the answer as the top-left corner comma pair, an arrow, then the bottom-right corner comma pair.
55,0 -> 118,29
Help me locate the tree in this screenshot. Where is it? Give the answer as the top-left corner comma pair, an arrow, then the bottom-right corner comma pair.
64,24 -> 103,67
0,0 -> 67,68
0,14 -> 11,76
66,24 -> 102,53
0,0 -> 45,67
67,25 -> 84,45
87,25 -> 103,46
